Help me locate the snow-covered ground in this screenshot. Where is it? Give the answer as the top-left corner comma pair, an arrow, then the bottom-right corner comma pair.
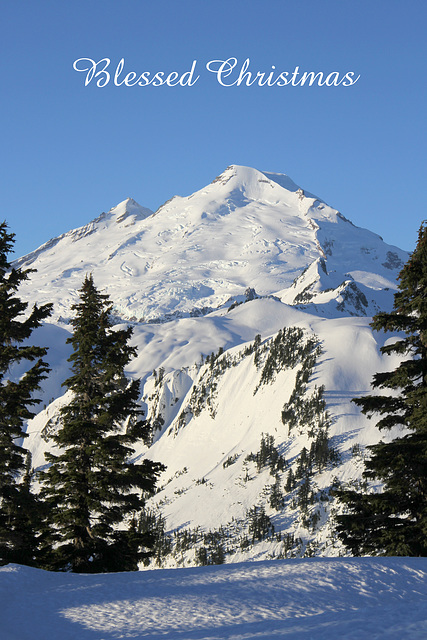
1,558 -> 426,639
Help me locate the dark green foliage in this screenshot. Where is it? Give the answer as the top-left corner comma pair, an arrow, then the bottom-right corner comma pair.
168,524 -> 230,565
307,509 -> 321,533
173,527 -> 200,553
282,382 -> 327,434
289,436 -> 336,517
223,453 -> 238,468
208,346 -> 224,369
295,447 -> 311,479
153,367 -> 165,387
246,433 -> 286,475
195,546 -> 209,565
187,346 -> 237,420
296,475 -> 312,512
241,333 -> 262,359
285,467 -> 296,492
252,334 -> 264,367
336,222 -> 427,556
40,275 -> 165,572
279,532 -> 302,558
278,331 -> 324,435
1,452 -> 48,567
269,474 -> 285,510
0,222 -> 52,566
309,429 -> 339,470
138,507 -> 172,566
150,415 -> 165,441
196,529 -> 226,565
255,327 -> 318,392
208,543 -> 225,565
247,505 -> 274,542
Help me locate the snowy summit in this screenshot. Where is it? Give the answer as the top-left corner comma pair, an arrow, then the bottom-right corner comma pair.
15,165 -> 406,323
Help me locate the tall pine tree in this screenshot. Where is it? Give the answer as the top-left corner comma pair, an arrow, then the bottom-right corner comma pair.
40,275 -> 165,572
336,221 -> 427,556
0,222 -> 52,565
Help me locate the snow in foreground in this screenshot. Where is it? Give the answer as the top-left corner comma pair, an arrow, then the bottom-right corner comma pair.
1,558 -> 426,639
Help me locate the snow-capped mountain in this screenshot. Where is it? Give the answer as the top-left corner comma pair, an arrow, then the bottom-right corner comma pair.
15,165 -> 406,323
19,166 -> 411,567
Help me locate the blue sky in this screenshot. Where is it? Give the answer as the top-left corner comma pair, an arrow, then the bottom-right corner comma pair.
2,0 -> 426,258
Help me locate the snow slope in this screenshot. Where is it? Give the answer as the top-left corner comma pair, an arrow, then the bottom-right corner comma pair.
1,558 -> 427,639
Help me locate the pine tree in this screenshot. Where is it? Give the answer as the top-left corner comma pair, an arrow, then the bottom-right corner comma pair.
0,222 -> 52,565
336,221 -> 427,556
40,275 -> 165,572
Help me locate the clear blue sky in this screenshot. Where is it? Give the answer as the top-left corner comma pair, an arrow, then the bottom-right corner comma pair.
2,0 -> 426,258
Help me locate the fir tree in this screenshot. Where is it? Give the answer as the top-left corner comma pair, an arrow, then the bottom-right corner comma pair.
0,222 -> 52,565
285,467 -> 296,492
40,275 -> 165,572
269,474 -> 285,510
336,221 -> 427,556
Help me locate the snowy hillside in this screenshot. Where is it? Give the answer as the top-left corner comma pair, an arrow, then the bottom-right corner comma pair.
25,296 -> 405,564
18,166 -> 412,566
1,558 -> 427,639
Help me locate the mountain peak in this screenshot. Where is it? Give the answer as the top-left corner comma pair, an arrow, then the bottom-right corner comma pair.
14,167 -> 407,324
207,165 -> 320,208
95,198 -> 153,226
218,165 -> 302,193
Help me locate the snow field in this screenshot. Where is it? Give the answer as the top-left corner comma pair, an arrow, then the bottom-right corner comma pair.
1,558 -> 426,639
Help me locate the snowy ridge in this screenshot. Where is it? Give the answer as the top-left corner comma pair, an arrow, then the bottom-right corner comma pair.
13,198 -> 153,270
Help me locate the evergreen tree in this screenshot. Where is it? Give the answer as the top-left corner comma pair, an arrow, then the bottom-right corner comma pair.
285,467 -> 296,492
0,222 -> 52,565
269,474 -> 285,510
336,221 -> 427,556
40,275 -> 165,572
